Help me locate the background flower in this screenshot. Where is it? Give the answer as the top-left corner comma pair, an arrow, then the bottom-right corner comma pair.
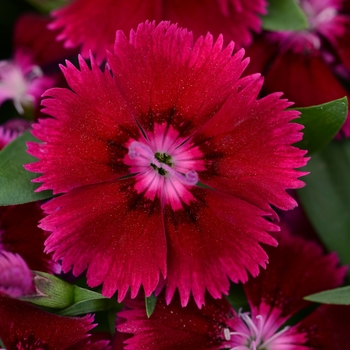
116,230 -> 349,349
49,0 -> 267,63
245,0 -> 350,137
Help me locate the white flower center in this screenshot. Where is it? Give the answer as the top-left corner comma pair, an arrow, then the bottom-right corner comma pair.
224,310 -> 290,350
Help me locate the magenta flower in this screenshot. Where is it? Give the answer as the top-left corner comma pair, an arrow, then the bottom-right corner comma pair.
0,251 -> 35,298
0,49 -> 54,114
0,125 -> 19,150
26,21 -> 307,307
116,231 -> 348,350
245,0 -> 350,137
0,13 -> 77,116
49,0 -> 267,63
0,294 -> 110,349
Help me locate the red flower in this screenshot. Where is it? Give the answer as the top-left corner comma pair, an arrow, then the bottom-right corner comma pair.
26,21 -> 307,307
0,294 -> 110,349
49,0 -> 267,64
116,231 -> 348,350
245,0 -> 350,137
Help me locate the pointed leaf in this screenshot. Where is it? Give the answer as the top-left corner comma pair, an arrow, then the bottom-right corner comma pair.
305,286 -> 350,305
25,0 -> 66,13
295,97 -> 348,153
145,294 -> 157,318
58,298 -> 117,316
298,139 -> 350,268
0,131 -> 53,205
262,0 -> 308,31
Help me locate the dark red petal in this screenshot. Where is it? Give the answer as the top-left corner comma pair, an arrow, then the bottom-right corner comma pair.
109,22 -> 249,137
195,79 -> 308,215
14,13 -> 77,66
0,203 -> 57,273
26,56 -> 139,194
164,187 -> 278,308
163,0 -> 266,48
296,304 -> 350,349
243,35 -> 279,76
50,0 -> 161,64
117,293 -> 234,350
264,50 -> 350,108
244,230 -> 347,320
0,294 -> 95,348
42,179 -> 166,300
50,0 -> 265,64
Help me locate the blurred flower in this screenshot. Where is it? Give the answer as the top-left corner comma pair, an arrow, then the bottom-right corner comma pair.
0,202 -> 59,274
0,124 -> 19,150
0,13 -> 77,117
49,0 -> 267,64
245,0 -> 350,137
26,21 -> 307,308
0,49 -> 54,114
0,251 -> 35,297
0,294 -> 110,349
116,231 -> 349,350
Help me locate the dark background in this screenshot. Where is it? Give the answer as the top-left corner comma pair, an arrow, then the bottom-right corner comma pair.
0,0 -> 36,59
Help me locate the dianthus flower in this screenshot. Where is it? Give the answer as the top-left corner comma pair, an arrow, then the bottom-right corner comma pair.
26,21 -> 307,307
116,231 -> 349,350
0,13 -> 76,115
49,0 -> 267,63
0,49 -> 53,114
0,251 -> 35,297
0,294 -> 110,349
245,0 -> 350,137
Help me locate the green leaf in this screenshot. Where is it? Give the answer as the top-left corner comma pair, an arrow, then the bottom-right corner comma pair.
226,283 -> 248,311
298,138 -> 350,268
305,286 -> 350,305
58,298 -> 117,316
0,131 -> 53,205
145,294 -> 157,318
295,97 -> 348,154
25,0 -> 66,13
262,0 -> 308,31
22,272 -> 108,312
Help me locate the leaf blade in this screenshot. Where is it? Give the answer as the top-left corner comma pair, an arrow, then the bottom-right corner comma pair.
298,139 -> 350,268
0,131 -> 53,205
305,286 -> 350,305
145,294 -> 157,318
262,0 -> 308,31
294,97 -> 348,154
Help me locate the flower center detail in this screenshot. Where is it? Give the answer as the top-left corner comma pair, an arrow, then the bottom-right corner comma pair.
224,310 -> 290,350
125,123 -> 205,210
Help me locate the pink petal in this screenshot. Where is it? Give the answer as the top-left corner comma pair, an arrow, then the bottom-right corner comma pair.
0,251 -> 35,297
